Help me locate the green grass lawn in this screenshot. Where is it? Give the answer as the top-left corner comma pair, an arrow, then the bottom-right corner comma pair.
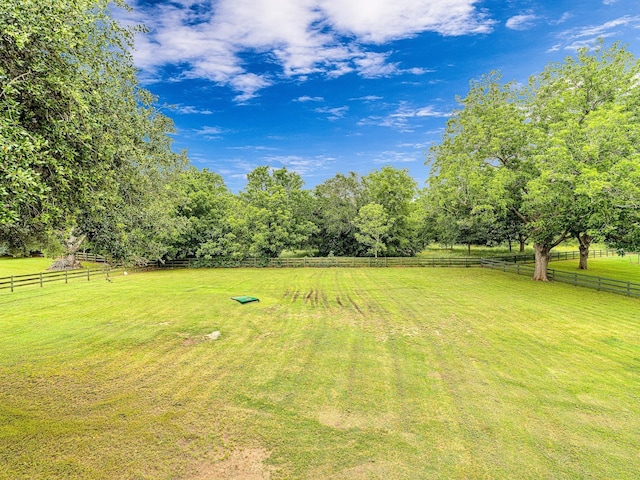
551,255 -> 640,283
0,257 -> 55,276
1,268 -> 639,479
0,257 -> 102,279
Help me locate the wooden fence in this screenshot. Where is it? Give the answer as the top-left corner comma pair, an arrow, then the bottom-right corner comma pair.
1,249 -> 628,295
0,267 -> 114,293
157,249 -> 617,270
480,258 -> 640,298
157,254 -> 533,269
76,252 -> 110,263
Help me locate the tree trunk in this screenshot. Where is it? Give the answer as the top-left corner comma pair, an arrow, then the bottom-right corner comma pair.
533,243 -> 551,281
577,233 -> 592,270
467,243 -> 471,255
518,233 -> 526,253
49,231 -> 86,271
508,238 -> 512,253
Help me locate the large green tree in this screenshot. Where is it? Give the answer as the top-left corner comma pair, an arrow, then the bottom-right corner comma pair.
167,167 -> 233,260
354,202 -> 393,258
312,172 -> 366,256
425,150 -> 505,254
429,42 -> 640,280
428,72 -> 532,255
362,166 -> 419,256
529,41 -> 640,270
232,167 -> 317,258
1,0 -> 185,261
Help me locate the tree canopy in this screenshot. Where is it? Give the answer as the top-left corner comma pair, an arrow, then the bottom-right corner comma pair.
427,42 -> 640,279
1,0 -> 186,261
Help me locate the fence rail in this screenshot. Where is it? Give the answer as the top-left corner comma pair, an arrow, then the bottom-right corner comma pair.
76,252 -> 110,263
157,249 -> 617,270
481,258 -> 640,298
2,249 -> 629,296
0,267 -> 113,292
158,254 -> 534,269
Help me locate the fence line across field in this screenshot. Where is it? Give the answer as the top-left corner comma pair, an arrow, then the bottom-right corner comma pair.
0,267 -> 117,292
155,249 -> 616,269
1,249 -> 635,296
480,258 -> 640,298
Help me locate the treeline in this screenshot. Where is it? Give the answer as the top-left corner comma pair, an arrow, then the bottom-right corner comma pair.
2,1 -> 639,281
165,165 -> 424,261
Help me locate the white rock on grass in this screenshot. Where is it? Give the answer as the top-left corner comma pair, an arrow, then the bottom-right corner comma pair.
204,331 -> 221,341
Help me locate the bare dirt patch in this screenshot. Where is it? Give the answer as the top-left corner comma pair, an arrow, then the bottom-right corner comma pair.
191,448 -> 273,480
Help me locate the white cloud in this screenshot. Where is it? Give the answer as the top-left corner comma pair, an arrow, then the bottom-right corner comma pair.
406,67 -> 434,75
563,15 -> 640,39
320,0 -> 495,42
372,150 -> 421,164
125,0 -> 495,100
506,13 -> 539,31
229,73 -> 272,103
353,51 -> 399,77
603,0 -> 618,4
262,154 -> 337,176
358,115 -> 415,132
391,103 -> 451,118
295,96 -> 325,102
172,104 -> 214,114
351,95 -> 384,101
358,102 -> 450,131
555,15 -> 640,50
315,106 -> 349,120
194,126 -> 227,138
552,12 -> 572,25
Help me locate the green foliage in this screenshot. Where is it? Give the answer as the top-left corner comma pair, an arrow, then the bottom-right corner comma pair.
428,42 -> 640,278
362,166 -> 419,255
354,202 -> 393,258
427,71 -> 530,249
313,172 -> 366,256
0,0 -> 186,262
232,166 -> 318,258
167,168 -> 233,259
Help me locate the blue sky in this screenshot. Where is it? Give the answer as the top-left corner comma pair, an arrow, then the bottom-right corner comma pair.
120,0 -> 640,191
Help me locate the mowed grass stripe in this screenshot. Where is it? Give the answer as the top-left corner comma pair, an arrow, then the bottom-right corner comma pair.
0,268 -> 639,479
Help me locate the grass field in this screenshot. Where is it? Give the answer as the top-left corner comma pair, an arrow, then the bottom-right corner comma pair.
550,255 -> 640,283
0,257 -> 55,275
1,267 -> 639,479
0,257 -> 102,280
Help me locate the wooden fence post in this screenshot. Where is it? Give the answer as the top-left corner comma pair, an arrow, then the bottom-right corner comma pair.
40,273 -> 43,287
65,270 -> 68,284
10,276 -> 14,293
